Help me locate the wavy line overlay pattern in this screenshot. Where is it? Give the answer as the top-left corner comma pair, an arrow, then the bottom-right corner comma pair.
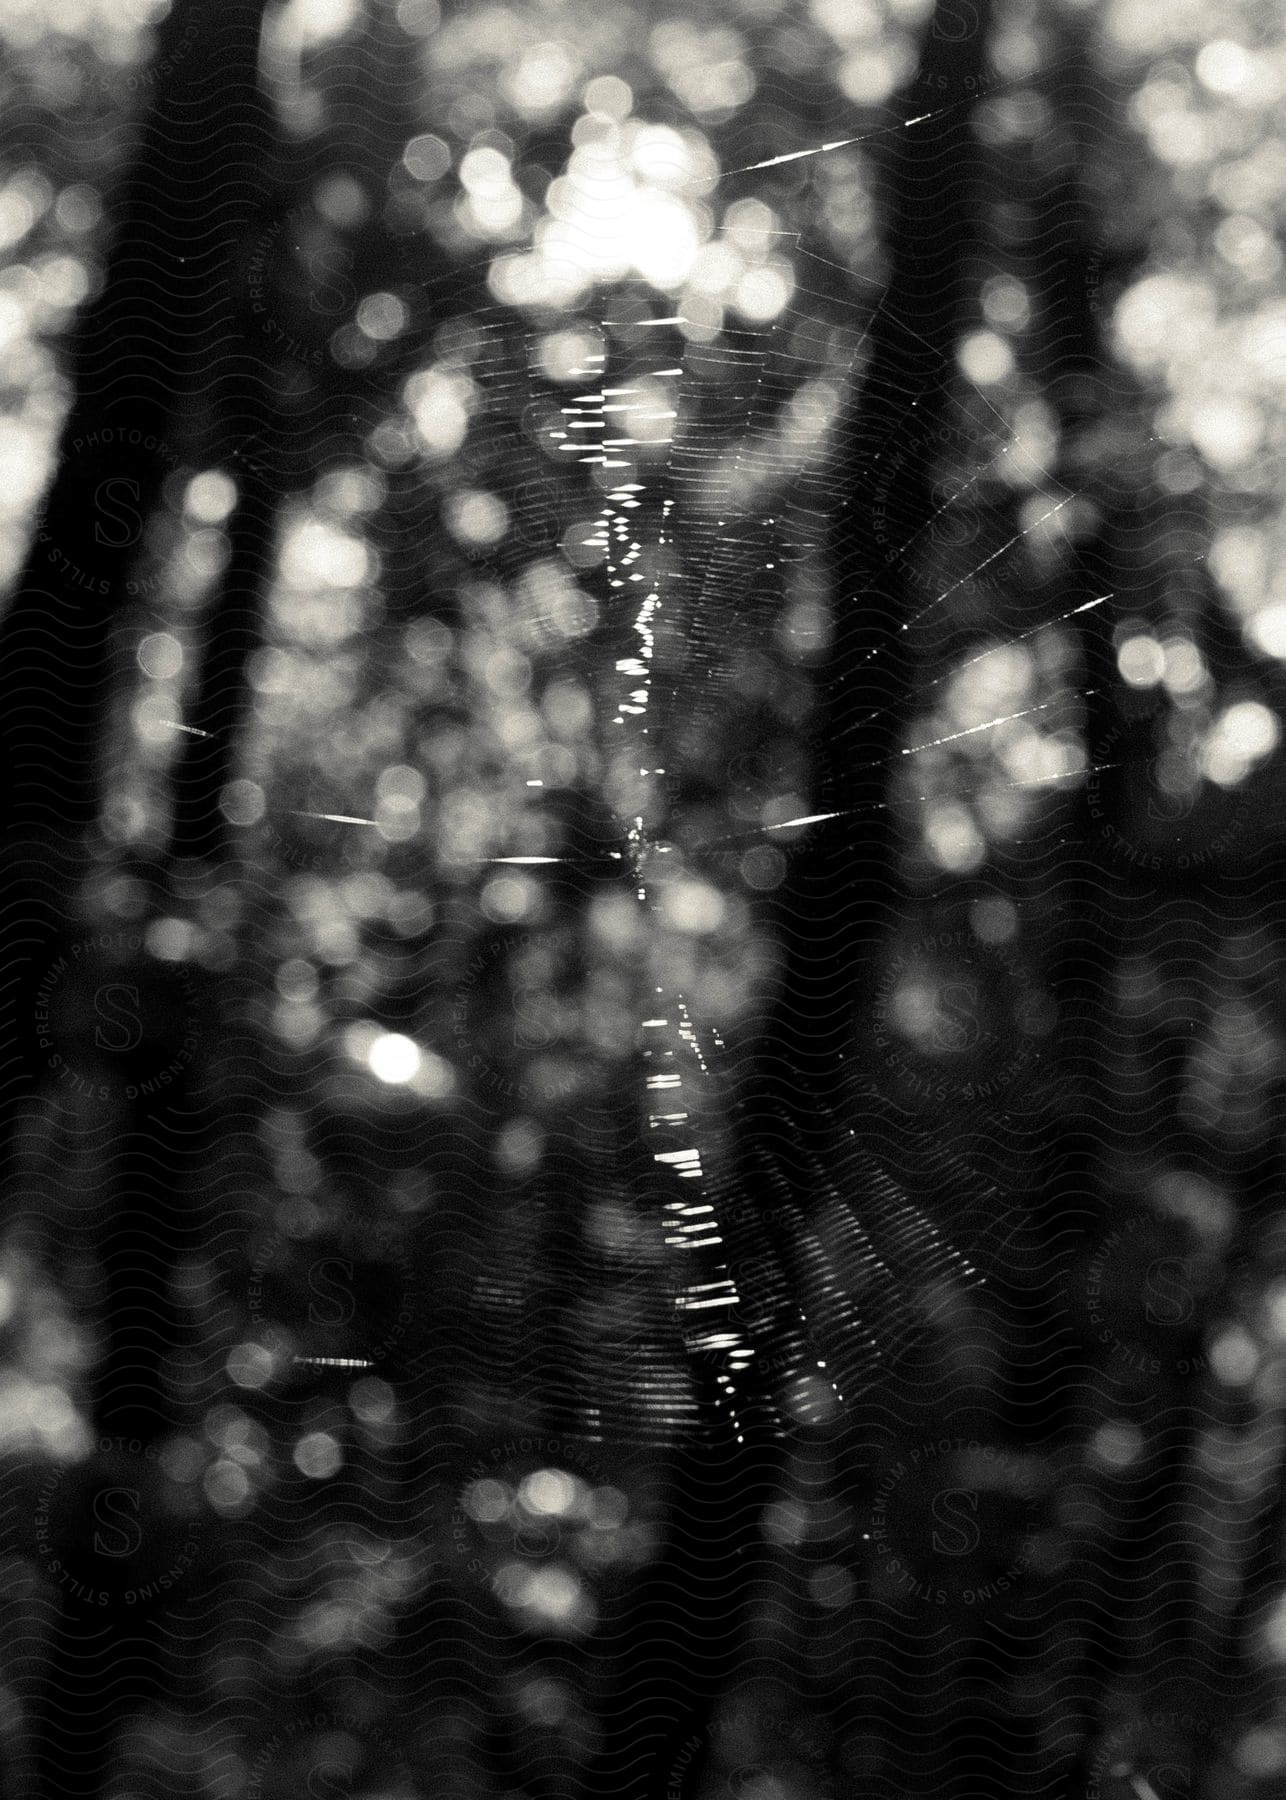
1,2 -> 1285,1799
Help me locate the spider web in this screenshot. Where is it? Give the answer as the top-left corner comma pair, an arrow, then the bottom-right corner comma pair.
209,120 -> 1098,1439
413,222 -> 1074,1444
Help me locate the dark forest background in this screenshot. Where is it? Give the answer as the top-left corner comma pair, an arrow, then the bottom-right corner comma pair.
1,0 -> 1285,1796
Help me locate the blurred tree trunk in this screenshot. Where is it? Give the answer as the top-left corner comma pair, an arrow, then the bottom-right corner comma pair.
1036,12 -> 1286,1796
769,0 -> 993,1109
1,7 -> 277,1798
0,0 -> 276,846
